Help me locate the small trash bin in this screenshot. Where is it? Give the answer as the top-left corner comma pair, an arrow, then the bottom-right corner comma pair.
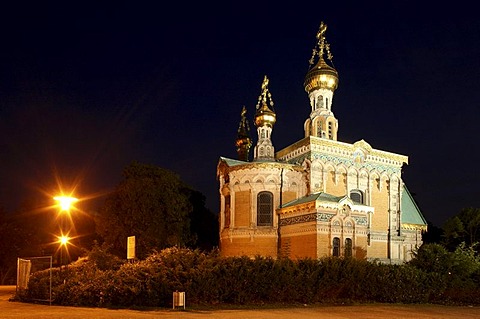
172,291 -> 185,309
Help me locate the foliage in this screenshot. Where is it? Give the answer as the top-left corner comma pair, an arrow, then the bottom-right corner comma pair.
0,208 -> 19,284
409,243 -> 451,273
22,246 -> 480,308
422,220 -> 444,244
187,190 -> 219,250
409,242 -> 480,304
0,202 -> 51,285
95,161 -> 195,258
442,216 -> 466,250
442,207 -> 480,251
85,241 -> 124,271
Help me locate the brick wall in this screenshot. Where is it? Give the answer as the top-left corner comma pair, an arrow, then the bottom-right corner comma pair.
234,190 -> 251,227
221,236 -> 278,258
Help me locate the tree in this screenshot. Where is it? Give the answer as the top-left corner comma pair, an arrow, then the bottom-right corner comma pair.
442,207 -> 480,251
0,207 -> 18,284
188,190 -> 219,251
95,161 -> 195,259
409,242 -> 480,290
409,243 -> 450,274
0,199 -> 55,284
442,216 -> 465,250
458,207 -> 480,245
422,220 -> 444,244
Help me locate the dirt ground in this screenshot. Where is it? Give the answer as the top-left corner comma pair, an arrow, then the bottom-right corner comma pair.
1,286 -> 479,319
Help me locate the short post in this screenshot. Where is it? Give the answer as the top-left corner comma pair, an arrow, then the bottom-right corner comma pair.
172,290 -> 185,310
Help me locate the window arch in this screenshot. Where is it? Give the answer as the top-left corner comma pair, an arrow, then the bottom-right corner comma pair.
350,189 -> 364,204
317,95 -> 324,109
316,120 -> 322,137
345,238 -> 353,258
332,237 -> 340,257
328,121 -> 333,139
224,195 -> 231,228
257,191 -> 273,226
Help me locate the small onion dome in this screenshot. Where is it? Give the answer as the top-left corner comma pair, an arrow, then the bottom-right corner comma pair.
304,57 -> 339,93
255,102 -> 276,128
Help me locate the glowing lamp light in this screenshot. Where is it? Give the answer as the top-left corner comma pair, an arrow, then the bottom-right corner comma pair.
59,235 -> 70,246
54,196 -> 78,212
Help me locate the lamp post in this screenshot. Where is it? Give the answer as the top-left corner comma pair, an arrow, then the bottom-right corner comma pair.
54,195 -> 78,266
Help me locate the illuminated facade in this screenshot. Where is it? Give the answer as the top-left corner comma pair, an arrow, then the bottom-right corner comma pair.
216,22 -> 427,263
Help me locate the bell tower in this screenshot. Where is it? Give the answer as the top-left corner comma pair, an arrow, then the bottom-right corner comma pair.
253,75 -> 277,161
303,22 -> 339,140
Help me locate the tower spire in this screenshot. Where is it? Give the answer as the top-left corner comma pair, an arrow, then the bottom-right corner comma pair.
253,75 -> 276,161
235,105 -> 252,161
308,21 -> 335,68
303,21 -> 340,141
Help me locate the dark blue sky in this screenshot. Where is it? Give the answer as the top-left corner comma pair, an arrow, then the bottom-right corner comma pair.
0,2 -> 479,228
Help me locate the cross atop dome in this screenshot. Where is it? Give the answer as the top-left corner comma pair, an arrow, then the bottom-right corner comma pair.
308,21 -> 334,68
256,75 -> 275,112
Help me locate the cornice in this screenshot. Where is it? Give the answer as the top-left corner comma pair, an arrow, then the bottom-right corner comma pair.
276,136 -> 408,170
218,159 -> 304,174
401,223 -> 428,231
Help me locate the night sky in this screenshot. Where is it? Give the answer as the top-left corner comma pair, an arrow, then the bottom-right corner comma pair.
1,2 -> 479,228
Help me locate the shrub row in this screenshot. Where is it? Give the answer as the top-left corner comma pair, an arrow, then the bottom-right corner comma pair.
21,247 -> 480,308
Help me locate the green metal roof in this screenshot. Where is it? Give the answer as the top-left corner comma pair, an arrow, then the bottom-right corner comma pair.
219,157 -> 248,167
281,192 -> 347,208
401,185 -> 427,225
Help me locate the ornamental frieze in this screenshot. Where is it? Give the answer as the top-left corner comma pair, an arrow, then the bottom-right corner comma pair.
284,152 -> 402,175
311,154 -> 402,174
279,212 -> 335,226
353,216 -> 368,226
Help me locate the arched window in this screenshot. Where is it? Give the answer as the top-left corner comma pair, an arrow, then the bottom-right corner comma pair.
345,238 -> 353,258
350,190 -> 364,204
316,120 -> 322,137
224,195 -> 231,228
332,237 -> 340,257
257,191 -> 273,226
317,95 -> 324,109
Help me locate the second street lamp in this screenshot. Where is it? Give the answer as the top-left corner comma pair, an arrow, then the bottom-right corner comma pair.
58,235 -> 70,267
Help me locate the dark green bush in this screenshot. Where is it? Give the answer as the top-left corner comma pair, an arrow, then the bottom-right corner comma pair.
23,246 -> 480,308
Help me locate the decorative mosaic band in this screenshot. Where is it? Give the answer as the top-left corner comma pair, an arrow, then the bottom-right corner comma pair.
279,212 -> 335,226
280,212 -> 368,227
285,152 -> 402,175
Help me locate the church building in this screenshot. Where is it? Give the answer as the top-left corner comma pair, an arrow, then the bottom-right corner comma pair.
216,22 -> 427,263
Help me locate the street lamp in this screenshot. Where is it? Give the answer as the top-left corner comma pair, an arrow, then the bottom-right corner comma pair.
54,196 -> 78,212
59,235 -> 70,246
54,195 -> 78,266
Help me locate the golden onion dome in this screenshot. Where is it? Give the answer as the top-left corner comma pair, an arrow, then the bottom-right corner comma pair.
304,21 -> 339,94
254,75 -> 276,127
304,57 -> 339,93
255,102 -> 276,127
